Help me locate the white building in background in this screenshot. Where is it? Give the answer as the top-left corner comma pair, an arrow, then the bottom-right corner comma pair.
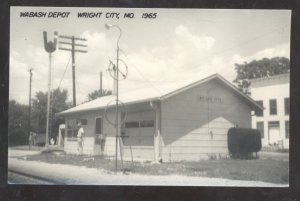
250,73 -> 290,149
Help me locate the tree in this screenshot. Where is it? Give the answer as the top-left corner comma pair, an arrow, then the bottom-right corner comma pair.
87,89 -> 112,101
8,100 -> 29,146
233,57 -> 290,94
31,88 -> 72,142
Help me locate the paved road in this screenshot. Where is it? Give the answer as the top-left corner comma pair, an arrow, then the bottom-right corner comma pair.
8,171 -> 54,185
8,158 -> 288,187
7,148 -> 289,186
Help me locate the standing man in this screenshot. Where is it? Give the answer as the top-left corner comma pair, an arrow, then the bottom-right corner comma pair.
77,121 -> 84,154
28,132 -> 33,150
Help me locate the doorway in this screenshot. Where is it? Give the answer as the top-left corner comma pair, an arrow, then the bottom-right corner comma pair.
268,121 -> 280,145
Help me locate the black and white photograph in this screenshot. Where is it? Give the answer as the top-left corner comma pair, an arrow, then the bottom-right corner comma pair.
8,6 -> 290,187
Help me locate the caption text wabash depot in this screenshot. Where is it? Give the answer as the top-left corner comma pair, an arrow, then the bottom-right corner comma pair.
19,11 -> 158,19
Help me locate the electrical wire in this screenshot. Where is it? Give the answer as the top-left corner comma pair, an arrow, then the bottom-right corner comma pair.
115,25 -> 286,97
169,25 -> 288,78
49,54 -> 71,134
120,56 -> 163,96
75,77 -> 86,103
49,54 -> 71,105
57,54 -> 72,90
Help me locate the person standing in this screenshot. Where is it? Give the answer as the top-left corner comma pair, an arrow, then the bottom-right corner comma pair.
28,132 -> 33,150
77,122 -> 84,154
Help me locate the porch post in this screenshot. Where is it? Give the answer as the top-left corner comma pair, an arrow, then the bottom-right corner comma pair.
151,101 -> 161,162
58,125 -> 62,146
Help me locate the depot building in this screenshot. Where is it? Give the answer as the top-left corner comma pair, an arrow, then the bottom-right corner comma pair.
56,74 -> 263,162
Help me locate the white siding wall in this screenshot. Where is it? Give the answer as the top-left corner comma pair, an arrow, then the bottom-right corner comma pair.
63,104 -> 156,159
121,110 -> 155,161
161,80 -> 252,162
64,110 -> 118,155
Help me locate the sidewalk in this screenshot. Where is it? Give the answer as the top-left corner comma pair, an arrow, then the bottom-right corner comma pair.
8,157 -> 288,187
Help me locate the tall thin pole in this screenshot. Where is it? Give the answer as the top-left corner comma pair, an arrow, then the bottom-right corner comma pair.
71,36 -> 76,106
43,31 -> 57,149
114,45 -> 119,172
100,72 -> 103,96
28,68 -> 33,149
105,24 -> 123,173
46,53 -> 52,147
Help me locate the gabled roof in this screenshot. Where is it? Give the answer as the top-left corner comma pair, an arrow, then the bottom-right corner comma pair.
57,73 -> 263,116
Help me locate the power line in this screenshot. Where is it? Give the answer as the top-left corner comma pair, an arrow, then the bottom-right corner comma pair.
121,57 -> 163,96
49,54 -> 71,113
57,54 -> 72,90
58,34 -> 88,106
172,26 -> 288,77
121,26 -> 284,96
75,77 -> 86,103
125,25 -> 287,87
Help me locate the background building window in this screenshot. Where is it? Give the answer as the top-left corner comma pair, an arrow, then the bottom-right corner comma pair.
284,98 -> 290,115
285,121 -> 289,139
256,122 -> 264,138
255,100 -> 263,116
268,121 -> 279,127
269,99 -> 277,115
95,117 -> 103,134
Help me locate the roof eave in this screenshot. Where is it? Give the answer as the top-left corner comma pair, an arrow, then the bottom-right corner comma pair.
55,97 -> 160,117
160,73 -> 263,111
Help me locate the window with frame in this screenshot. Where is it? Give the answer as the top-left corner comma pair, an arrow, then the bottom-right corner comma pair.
269,99 -> 277,115
125,121 -> 139,128
268,121 -> 279,128
66,119 -> 79,139
256,122 -> 264,138
255,101 -> 263,117
140,120 -> 155,127
284,98 -> 290,115
285,121 -> 289,139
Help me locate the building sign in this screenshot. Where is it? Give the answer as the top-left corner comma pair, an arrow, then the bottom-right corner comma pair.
199,96 -> 222,103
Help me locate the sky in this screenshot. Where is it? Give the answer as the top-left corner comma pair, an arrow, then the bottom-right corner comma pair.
10,7 -> 291,105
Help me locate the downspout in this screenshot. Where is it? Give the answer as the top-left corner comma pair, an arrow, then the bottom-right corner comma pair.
150,101 -> 161,162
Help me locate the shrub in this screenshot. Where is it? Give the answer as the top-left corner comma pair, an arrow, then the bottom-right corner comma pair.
227,127 -> 262,159
9,130 -> 28,146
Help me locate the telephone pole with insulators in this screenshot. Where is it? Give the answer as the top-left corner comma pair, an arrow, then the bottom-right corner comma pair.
58,35 -> 88,106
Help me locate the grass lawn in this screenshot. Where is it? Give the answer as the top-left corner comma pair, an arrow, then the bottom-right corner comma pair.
20,150 -> 289,184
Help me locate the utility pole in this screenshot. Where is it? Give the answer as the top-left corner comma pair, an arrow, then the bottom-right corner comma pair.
58,35 -> 87,106
100,72 -> 103,96
28,68 -> 33,150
